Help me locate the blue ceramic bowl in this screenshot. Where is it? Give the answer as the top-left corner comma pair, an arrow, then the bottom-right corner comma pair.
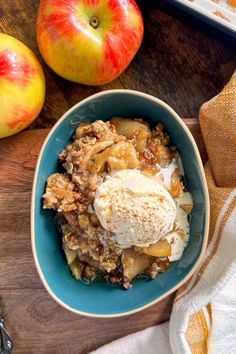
31,90 -> 209,317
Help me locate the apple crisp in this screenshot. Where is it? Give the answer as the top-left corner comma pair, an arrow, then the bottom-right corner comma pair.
43,118 -> 192,288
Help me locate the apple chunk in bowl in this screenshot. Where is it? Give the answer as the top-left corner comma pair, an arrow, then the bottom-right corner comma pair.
31,90 -> 209,317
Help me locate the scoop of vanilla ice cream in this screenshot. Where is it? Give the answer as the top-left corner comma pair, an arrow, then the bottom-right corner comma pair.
94,170 -> 177,248
164,192 -> 193,261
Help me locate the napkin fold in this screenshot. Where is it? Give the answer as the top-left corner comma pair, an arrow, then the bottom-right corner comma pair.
91,71 -> 236,354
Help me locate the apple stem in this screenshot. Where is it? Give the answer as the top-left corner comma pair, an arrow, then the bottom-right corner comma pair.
90,17 -> 99,29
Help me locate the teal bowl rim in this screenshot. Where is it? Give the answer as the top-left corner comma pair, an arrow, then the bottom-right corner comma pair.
31,89 -> 210,318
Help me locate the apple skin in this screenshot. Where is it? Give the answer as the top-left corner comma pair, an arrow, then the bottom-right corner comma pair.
0,34 -> 45,138
37,0 -> 143,85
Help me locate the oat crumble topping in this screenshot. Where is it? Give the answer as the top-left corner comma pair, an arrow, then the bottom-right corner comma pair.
43,119 -> 187,288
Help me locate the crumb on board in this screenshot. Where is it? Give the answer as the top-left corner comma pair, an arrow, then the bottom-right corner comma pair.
213,10 -> 230,21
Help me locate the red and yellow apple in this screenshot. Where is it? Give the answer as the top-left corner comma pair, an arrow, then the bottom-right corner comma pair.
0,34 -> 45,138
37,0 -> 143,85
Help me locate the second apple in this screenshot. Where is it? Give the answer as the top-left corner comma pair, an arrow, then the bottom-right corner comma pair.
37,0 -> 144,85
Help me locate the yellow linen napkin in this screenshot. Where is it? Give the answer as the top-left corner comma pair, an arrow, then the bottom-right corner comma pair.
91,72 -> 236,354
170,70 -> 236,354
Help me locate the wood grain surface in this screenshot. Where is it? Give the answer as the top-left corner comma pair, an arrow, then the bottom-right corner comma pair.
0,1 -> 235,129
0,120 -> 207,354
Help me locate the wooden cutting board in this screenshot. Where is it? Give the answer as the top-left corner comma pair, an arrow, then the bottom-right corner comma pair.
0,120 -> 207,354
